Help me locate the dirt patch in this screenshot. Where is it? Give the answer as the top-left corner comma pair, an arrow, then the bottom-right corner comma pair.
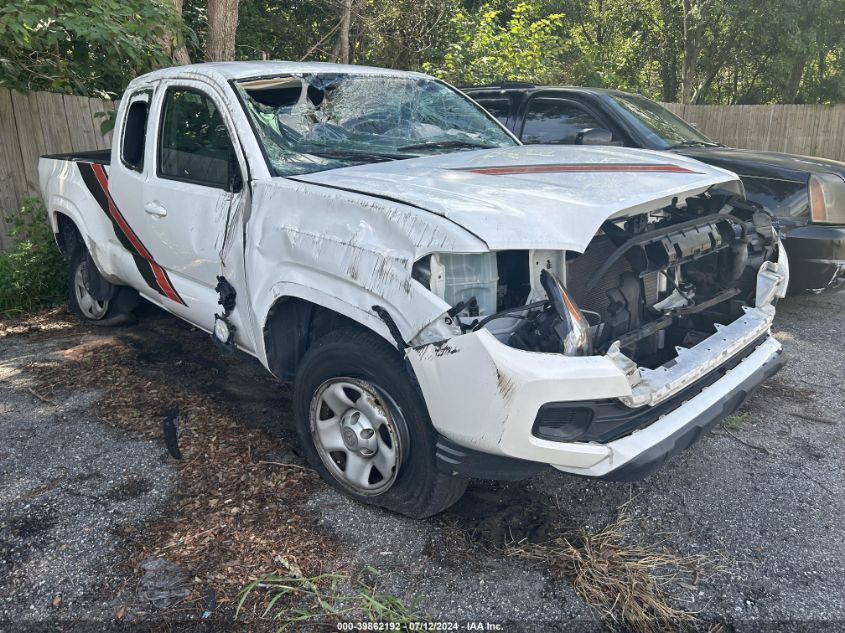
106,474 -> 154,502
0,306 -> 78,339
11,309 -> 334,620
442,480 -> 563,547
756,376 -> 817,403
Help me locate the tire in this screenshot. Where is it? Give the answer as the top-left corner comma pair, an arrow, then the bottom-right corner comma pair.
67,245 -> 138,325
293,326 -> 468,518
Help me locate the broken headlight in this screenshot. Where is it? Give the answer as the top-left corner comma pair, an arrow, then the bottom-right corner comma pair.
413,253 -> 498,318
809,173 -> 845,224
540,269 -> 592,356
505,270 -> 593,355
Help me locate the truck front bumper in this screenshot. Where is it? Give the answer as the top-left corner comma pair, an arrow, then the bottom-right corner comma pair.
409,311 -> 783,480
408,251 -> 788,481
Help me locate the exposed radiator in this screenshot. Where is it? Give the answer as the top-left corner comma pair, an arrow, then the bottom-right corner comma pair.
567,236 -> 660,320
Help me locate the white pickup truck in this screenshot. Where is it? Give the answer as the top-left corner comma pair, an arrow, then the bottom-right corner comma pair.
40,62 -> 788,517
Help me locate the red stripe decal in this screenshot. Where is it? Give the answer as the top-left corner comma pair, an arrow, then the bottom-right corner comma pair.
91,164 -> 186,306
458,163 -> 699,176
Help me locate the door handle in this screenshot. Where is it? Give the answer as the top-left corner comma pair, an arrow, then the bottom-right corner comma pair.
144,201 -> 168,217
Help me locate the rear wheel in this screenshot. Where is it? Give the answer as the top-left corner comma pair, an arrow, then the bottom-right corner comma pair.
67,246 -> 137,325
293,327 -> 467,518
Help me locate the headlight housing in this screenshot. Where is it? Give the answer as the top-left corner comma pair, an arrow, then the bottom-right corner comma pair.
413,253 -> 499,318
808,173 -> 845,224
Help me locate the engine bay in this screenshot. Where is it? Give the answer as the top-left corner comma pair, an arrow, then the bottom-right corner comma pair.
417,188 -> 781,368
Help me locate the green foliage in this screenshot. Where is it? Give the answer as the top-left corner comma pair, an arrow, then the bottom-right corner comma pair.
426,2 -> 569,85
0,0 -> 181,96
93,110 -> 117,135
236,566 -> 423,629
2,0 -> 843,106
0,199 -> 66,316
723,411 -> 750,431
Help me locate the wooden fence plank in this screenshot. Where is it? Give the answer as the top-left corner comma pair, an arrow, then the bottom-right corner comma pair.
0,89 -> 29,209
63,94 -> 100,151
36,91 -> 74,156
0,89 -> 28,248
10,90 -> 49,198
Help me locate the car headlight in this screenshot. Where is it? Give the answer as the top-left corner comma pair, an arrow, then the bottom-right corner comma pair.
539,269 -> 592,356
412,253 -> 498,318
808,173 -> 845,224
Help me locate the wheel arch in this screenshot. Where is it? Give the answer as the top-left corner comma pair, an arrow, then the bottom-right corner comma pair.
262,294 -> 395,381
53,211 -> 85,260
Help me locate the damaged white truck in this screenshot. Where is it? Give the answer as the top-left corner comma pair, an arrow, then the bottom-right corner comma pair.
39,62 -> 788,518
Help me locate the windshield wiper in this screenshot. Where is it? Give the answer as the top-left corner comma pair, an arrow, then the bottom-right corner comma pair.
304,149 -> 407,162
397,140 -> 495,152
666,140 -> 722,150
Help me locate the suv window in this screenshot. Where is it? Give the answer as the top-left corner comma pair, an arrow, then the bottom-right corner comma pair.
521,98 -> 604,144
477,99 -> 512,125
121,95 -> 150,172
158,88 -> 239,190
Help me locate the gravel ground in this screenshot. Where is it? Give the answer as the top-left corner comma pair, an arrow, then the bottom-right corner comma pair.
0,331 -> 176,629
0,290 -> 842,632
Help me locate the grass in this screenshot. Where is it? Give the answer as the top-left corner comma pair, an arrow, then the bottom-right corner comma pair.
237,558 -> 422,630
509,506 -> 725,633
722,411 -> 750,431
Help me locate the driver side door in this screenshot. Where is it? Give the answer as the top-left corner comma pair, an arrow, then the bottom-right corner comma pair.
111,81 -> 248,337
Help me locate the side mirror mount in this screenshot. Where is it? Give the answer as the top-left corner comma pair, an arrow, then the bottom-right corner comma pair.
575,127 -> 613,145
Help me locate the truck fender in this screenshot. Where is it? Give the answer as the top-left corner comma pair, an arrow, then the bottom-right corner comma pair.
259,283 -> 401,380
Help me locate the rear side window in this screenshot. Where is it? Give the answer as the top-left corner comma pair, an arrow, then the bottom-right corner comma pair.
521,99 -> 604,144
158,89 -> 239,190
121,99 -> 149,172
477,99 -> 512,125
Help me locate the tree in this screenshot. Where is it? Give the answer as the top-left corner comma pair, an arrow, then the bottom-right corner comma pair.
426,2 -> 570,85
206,0 -> 239,61
337,0 -> 353,63
0,0 -> 181,95
169,0 -> 193,64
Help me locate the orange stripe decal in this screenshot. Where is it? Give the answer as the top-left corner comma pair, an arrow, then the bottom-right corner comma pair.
458,163 -> 699,176
90,164 -> 186,306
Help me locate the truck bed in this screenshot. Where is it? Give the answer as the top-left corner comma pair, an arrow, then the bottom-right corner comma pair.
41,149 -> 110,165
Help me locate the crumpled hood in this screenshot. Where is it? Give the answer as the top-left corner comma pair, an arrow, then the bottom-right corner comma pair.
291,145 -> 741,252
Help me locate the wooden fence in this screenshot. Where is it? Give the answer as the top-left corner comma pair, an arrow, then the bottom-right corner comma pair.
0,88 -> 116,250
662,103 -> 845,163
1,87 -> 844,249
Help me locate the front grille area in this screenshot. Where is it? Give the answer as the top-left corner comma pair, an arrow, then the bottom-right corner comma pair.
567,236 -> 660,320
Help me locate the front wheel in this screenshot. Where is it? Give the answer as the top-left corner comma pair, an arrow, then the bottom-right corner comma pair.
293,327 -> 467,518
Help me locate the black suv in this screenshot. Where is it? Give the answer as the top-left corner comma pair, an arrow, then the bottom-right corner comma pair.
463,83 -> 845,293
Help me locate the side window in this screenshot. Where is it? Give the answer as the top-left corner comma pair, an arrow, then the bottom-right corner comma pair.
521,99 -> 605,144
121,97 -> 149,172
158,89 -> 240,190
477,99 -> 512,126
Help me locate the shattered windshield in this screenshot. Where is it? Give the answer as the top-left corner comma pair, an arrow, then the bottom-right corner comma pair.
235,73 -> 517,176
605,93 -> 718,150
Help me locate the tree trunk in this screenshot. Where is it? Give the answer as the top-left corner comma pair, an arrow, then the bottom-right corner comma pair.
681,0 -> 697,103
657,0 -> 678,102
784,56 -> 806,103
206,0 -> 240,62
338,0 -> 353,64
171,0 -> 191,65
